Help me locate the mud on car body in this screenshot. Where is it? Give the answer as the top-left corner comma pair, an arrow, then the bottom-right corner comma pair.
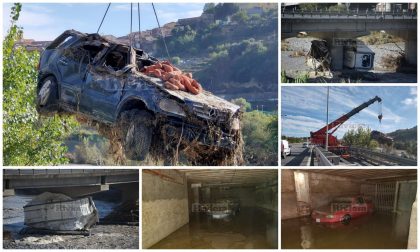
36,30 -> 243,165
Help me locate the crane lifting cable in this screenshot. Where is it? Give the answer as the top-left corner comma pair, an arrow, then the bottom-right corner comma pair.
152,3 -> 171,59
137,3 -> 141,49
97,3 -> 111,34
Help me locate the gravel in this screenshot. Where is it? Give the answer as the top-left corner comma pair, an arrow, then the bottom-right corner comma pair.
3,225 -> 139,249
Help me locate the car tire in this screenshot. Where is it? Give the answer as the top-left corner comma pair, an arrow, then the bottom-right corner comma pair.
36,76 -> 58,115
121,109 -> 154,161
341,214 -> 351,223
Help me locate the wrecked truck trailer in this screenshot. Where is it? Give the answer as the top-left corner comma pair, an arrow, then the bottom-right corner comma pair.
36,30 -> 243,165
24,192 -> 99,231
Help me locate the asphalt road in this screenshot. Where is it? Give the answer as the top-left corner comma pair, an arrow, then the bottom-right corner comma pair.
281,143 -> 312,166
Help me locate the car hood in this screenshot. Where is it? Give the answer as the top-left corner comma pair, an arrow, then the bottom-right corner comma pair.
141,74 -> 240,114
313,205 -> 334,215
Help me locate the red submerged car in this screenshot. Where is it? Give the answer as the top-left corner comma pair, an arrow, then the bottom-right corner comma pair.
311,195 -> 374,223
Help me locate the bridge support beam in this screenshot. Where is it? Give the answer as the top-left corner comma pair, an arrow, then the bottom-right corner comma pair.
28,185 -> 110,198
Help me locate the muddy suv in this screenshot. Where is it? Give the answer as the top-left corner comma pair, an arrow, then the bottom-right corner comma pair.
36,30 -> 243,165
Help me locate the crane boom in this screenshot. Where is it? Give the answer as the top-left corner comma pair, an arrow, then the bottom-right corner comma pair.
313,96 -> 382,136
310,96 -> 383,153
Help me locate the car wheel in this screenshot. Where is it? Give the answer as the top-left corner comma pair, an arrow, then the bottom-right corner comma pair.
121,109 -> 154,161
36,76 -> 58,115
341,214 -> 351,223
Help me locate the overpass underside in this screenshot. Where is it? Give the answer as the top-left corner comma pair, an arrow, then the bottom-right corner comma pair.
3,170 -> 139,198
282,18 -> 417,69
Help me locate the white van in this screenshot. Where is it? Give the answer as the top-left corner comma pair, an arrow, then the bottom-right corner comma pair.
281,140 -> 291,158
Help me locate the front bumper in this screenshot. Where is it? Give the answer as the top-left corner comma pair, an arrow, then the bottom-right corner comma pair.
311,212 -> 341,223
161,119 -> 239,150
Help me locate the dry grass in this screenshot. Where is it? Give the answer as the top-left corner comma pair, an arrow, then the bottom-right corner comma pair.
380,54 -> 404,70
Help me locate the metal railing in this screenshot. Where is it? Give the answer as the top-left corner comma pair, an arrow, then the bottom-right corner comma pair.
282,9 -> 417,19
313,146 -> 340,166
349,147 -> 417,166
3,169 -> 138,176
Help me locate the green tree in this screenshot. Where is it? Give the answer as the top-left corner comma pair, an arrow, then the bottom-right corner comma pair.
342,127 -> 373,149
299,3 -> 320,11
232,10 -> 249,23
328,4 -> 347,12
3,3 -> 77,165
242,110 -> 277,165
231,98 -> 251,112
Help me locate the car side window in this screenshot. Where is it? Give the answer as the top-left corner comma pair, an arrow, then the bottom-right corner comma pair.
356,197 -> 365,204
57,35 -> 77,49
63,46 -> 88,64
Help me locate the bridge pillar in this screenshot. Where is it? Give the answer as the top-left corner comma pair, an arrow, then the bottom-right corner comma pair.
330,43 -> 344,70
3,189 -> 15,197
405,32 -> 417,65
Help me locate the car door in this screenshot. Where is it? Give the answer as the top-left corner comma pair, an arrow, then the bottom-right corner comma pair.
78,46 -> 126,123
352,197 -> 367,217
56,43 -> 86,111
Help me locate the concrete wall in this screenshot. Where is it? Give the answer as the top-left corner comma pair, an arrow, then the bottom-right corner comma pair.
281,170 -> 361,219
142,171 -> 189,249
309,173 -> 361,209
255,179 -> 278,212
281,170 -> 299,219
210,186 -> 257,207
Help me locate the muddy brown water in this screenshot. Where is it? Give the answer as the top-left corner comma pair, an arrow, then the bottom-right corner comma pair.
281,212 -> 411,249
151,208 -> 278,249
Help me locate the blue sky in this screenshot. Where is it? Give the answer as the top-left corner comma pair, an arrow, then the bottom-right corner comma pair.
281,86 -> 417,138
3,3 -> 204,40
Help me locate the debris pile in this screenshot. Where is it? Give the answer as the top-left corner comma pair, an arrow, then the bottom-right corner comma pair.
142,61 -> 203,94
306,40 -> 331,72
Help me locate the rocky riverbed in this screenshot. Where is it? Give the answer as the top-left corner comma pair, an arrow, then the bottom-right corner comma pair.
4,225 -> 139,249
281,37 -> 416,83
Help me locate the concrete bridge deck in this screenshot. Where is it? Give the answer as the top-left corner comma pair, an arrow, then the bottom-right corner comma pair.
3,169 -> 139,197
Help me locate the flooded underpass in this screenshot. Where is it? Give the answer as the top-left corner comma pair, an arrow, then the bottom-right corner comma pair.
142,169 -> 278,249
151,208 -> 277,249
281,169 -> 417,249
282,213 -> 411,249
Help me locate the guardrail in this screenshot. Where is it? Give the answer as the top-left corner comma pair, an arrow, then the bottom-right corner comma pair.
281,10 -> 417,19
349,147 -> 417,166
313,146 -> 340,166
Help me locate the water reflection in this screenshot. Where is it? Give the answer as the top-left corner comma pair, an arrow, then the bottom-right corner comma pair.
151,207 -> 278,249
282,212 -> 411,249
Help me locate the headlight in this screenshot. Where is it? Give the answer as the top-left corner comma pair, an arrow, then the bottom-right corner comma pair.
159,99 -> 186,117
231,118 -> 240,130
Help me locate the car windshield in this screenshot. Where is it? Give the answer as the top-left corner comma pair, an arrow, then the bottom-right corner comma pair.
332,197 -> 353,203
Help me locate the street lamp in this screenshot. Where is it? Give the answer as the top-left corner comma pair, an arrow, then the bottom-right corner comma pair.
325,86 -> 329,151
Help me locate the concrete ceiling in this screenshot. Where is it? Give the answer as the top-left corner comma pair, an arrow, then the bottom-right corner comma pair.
302,169 -> 417,182
178,169 -> 278,186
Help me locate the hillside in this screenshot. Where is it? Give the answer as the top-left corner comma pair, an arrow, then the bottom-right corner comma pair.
127,3 -> 278,109
387,126 -> 417,142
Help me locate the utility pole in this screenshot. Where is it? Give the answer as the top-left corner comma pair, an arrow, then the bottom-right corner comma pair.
325,86 -> 329,151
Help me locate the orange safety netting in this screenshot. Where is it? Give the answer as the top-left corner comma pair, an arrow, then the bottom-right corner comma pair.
142,61 -> 203,95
